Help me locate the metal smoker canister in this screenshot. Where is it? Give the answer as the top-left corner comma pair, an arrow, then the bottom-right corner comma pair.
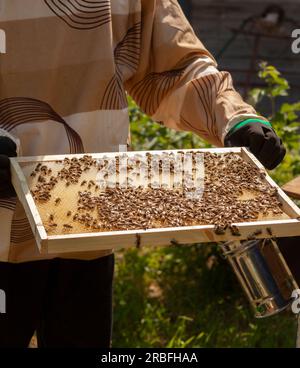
220,238 -> 297,318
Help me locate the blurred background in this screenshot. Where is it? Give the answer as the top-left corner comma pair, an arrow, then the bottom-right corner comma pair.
179,0 -> 300,107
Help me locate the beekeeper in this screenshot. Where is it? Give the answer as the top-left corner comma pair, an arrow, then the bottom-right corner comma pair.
0,0 -> 285,347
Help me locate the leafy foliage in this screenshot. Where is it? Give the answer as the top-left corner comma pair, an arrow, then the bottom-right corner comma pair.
113,64 -> 300,347
128,96 -> 211,151
248,62 -> 300,185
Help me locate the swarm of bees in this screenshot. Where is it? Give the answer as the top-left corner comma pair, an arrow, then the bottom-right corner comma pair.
29,153 -> 284,235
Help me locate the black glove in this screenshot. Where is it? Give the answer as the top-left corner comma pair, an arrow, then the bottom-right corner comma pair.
0,136 -> 17,198
224,121 -> 286,170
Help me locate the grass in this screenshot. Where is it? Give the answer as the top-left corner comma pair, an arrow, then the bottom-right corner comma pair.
113,245 -> 297,347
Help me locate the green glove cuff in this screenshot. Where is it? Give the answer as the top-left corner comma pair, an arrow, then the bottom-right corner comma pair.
228,119 -> 272,135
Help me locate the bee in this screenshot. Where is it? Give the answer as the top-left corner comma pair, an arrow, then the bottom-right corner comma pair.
81,180 -> 87,186
30,172 -> 36,178
38,175 -> 46,183
67,211 -> 72,217
63,224 -> 73,230
55,198 -> 61,205
49,214 -> 54,221
214,224 -> 227,235
66,182 -> 70,187
39,193 -> 51,201
49,223 -> 58,228
35,163 -> 42,172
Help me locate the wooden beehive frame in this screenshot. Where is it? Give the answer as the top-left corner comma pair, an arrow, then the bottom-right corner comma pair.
10,147 -> 300,254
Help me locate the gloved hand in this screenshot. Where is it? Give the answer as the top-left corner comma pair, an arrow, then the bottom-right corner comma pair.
224,120 -> 286,170
0,136 -> 17,198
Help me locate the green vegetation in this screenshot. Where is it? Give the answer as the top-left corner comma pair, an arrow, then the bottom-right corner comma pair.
128,97 -> 211,151
112,64 -> 300,347
248,62 -> 300,186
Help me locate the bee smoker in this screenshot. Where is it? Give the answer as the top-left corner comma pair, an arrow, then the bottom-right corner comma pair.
220,238 -> 298,318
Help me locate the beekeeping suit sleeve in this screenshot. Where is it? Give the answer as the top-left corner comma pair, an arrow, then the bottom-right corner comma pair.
125,0 -> 268,146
